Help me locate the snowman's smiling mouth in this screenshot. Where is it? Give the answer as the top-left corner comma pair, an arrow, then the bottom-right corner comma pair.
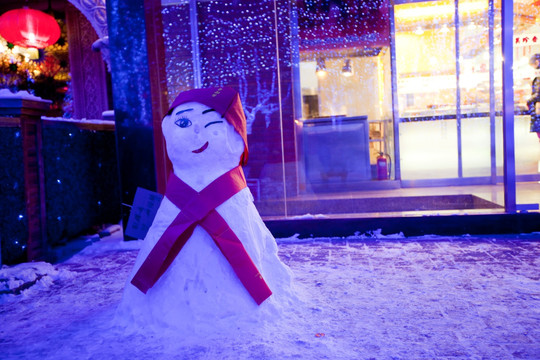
192,141 -> 209,154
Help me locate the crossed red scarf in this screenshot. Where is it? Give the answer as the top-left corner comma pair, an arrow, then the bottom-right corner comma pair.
131,166 -> 272,305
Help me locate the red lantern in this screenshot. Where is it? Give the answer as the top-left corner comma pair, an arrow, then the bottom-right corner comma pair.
0,8 -> 60,49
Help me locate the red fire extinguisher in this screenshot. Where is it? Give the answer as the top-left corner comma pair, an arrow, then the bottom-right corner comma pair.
377,152 -> 390,180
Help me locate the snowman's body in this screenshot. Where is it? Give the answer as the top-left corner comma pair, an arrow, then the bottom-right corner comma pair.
116,99 -> 295,334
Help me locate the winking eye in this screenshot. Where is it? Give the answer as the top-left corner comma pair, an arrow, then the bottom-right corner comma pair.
205,120 -> 224,128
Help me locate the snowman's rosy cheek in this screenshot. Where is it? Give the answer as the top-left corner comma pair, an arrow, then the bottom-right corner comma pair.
204,120 -> 224,136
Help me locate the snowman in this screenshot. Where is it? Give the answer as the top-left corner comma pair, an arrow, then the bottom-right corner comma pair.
116,87 -> 295,335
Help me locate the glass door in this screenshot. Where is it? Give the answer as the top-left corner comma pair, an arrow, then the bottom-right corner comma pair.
395,0 -> 457,181
294,0 -> 394,194
513,0 -> 540,210
393,0 -> 506,210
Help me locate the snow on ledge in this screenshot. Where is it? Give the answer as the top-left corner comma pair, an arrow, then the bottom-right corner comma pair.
287,213 -> 329,220
0,89 -> 51,103
277,228 -> 406,243
41,116 -> 115,126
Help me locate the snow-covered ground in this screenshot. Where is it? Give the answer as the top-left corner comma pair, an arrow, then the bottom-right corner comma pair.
1,229 -> 539,359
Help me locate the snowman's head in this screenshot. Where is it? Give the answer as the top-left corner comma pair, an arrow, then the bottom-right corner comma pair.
162,88 -> 247,174
162,100 -> 245,172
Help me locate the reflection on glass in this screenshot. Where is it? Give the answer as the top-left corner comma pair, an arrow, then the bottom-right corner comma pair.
459,0 -> 498,178
153,0 -> 540,217
161,2 -> 194,104
296,0 -> 393,186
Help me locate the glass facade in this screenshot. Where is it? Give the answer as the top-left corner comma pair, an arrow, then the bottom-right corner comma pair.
147,0 -> 540,219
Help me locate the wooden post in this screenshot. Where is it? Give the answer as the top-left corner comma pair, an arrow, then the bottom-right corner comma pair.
0,91 -> 51,262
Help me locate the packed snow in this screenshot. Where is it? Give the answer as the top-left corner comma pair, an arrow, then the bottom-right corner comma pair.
1,228 -> 539,359
115,96 -> 297,338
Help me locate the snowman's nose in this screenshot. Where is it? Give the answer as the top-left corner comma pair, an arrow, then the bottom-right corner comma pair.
194,124 -> 200,134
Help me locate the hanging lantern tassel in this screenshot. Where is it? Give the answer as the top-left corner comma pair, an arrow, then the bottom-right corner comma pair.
0,8 -> 60,49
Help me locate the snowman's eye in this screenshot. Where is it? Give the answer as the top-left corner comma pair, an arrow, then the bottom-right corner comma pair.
174,117 -> 192,128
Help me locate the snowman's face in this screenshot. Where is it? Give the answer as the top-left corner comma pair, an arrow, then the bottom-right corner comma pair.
162,101 -> 244,171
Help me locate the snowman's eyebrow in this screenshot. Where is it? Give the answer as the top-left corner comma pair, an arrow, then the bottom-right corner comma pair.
205,120 -> 224,128
202,108 -> 216,114
175,108 -> 193,115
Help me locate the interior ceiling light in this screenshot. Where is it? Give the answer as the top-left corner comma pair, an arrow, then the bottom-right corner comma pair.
342,59 -> 353,77
315,58 -> 327,76
440,24 -> 450,34
0,8 -> 60,49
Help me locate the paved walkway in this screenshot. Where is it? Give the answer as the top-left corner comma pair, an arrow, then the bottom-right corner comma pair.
1,233 -> 539,359
275,233 -> 540,359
